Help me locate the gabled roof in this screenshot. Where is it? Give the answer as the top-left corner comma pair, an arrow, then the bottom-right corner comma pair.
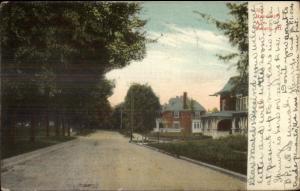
211,76 -> 240,96
162,96 -> 206,112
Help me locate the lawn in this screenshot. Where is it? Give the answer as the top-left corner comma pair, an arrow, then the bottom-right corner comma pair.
1,127 -> 76,159
148,135 -> 247,175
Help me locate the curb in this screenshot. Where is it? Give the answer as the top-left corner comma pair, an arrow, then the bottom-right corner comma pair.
132,142 -> 247,182
1,139 -> 78,172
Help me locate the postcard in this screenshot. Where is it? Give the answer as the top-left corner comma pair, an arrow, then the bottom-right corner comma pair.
0,1 -> 299,190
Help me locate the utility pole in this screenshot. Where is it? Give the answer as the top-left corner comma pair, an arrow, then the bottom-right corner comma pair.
120,106 -> 123,129
130,93 -> 134,142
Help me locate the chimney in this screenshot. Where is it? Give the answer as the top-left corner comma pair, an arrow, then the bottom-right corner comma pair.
183,92 -> 187,109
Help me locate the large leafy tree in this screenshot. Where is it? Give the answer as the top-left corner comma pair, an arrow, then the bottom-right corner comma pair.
123,84 -> 161,133
1,2 -> 147,142
110,103 -> 125,130
195,2 -> 248,88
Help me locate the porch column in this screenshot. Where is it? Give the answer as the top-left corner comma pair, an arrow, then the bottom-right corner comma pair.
155,119 -> 159,132
199,119 -> 203,132
232,117 -> 236,134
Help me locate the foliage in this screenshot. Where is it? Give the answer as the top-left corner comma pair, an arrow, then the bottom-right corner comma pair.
149,135 -> 248,174
208,107 -> 219,113
111,103 -> 125,130
146,132 -> 212,141
1,2 -> 148,142
218,134 -> 248,152
123,83 -> 161,133
1,127 -> 76,159
194,2 -> 248,83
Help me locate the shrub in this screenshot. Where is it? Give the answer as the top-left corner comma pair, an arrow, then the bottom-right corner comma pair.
149,136 -> 247,175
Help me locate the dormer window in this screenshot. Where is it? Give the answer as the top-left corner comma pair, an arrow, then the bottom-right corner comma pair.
173,111 -> 179,118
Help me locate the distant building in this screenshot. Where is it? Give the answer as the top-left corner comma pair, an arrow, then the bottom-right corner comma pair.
200,76 -> 248,138
154,76 -> 248,138
154,92 -> 206,133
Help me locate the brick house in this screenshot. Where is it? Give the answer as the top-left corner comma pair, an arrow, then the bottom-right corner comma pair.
200,76 -> 248,138
154,92 -> 206,133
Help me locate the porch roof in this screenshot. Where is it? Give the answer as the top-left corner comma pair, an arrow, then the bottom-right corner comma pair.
202,111 -> 234,118
202,110 -> 247,117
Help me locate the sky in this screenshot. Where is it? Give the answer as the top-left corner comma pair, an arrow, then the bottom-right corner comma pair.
106,1 -> 238,110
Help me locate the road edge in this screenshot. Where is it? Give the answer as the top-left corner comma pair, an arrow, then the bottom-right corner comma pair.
1,138 -> 78,172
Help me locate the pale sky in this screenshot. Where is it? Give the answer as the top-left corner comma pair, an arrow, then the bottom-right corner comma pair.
106,2 -> 238,110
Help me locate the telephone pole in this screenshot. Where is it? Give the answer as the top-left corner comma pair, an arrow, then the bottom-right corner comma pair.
130,93 -> 134,142
120,106 -> 123,129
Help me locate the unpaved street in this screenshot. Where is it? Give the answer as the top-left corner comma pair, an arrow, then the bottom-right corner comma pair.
1,131 -> 246,190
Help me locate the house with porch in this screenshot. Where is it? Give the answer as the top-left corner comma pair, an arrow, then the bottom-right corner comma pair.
154,92 -> 206,133
199,76 -> 248,138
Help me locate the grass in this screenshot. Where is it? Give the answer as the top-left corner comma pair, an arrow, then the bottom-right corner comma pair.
76,128 -> 96,136
1,127 -> 76,159
148,135 -> 247,175
118,129 -> 132,138
2,136 -> 75,159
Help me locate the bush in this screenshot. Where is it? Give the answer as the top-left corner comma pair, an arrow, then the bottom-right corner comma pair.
146,132 -> 212,141
149,136 -> 247,175
217,135 -> 248,152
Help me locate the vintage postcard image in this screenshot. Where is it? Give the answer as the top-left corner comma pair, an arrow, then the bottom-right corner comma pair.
1,1 -> 299,191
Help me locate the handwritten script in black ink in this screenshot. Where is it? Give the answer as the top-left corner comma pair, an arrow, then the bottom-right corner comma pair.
248,2 -> 300,190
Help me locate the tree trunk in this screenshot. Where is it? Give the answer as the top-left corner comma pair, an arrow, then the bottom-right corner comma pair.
9,112 -> 16,145
62,116 -> 65,136
55,113 -> 59,136
46,111 -> 49,137
67,120 -> 71,137
30,112 -> 36,142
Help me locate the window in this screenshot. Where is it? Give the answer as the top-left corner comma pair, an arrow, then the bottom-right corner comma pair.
236,96 -> 248,111
173,122 -> 180,129
193,121 -> 201,130
236,98 -> 240,111
221,99 -> 226,111
173,111 -> 179,118
195,111 -> 200,117
244,97 -> 248,110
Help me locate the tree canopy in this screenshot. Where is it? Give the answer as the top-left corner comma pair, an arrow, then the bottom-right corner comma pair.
194,2 -> 248,86
123,83 -> 161,133
1,2 -> 148,142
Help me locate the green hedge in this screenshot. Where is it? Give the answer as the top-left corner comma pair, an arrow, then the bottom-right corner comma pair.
146,132 -> 212,140
149,135 -> 247,175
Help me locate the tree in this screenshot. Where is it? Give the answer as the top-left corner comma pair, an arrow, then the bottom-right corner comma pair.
123,84 -> 161,133
1,2 -> 148,143
111,103 -> 125,130
211,107 -> 219,113
194,2 -> 248,85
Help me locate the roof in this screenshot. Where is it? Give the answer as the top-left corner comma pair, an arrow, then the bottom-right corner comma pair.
211,76 -> 240,96
201,110 -> 246,118
202,111 -> 234,118
162,96 -> 206,112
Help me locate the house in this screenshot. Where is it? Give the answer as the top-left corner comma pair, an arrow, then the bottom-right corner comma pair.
154,92 -> 206,133
199,76 -> 248,138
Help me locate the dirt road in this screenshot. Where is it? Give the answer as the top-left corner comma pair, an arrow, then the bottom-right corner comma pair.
1,130 -> 246,190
